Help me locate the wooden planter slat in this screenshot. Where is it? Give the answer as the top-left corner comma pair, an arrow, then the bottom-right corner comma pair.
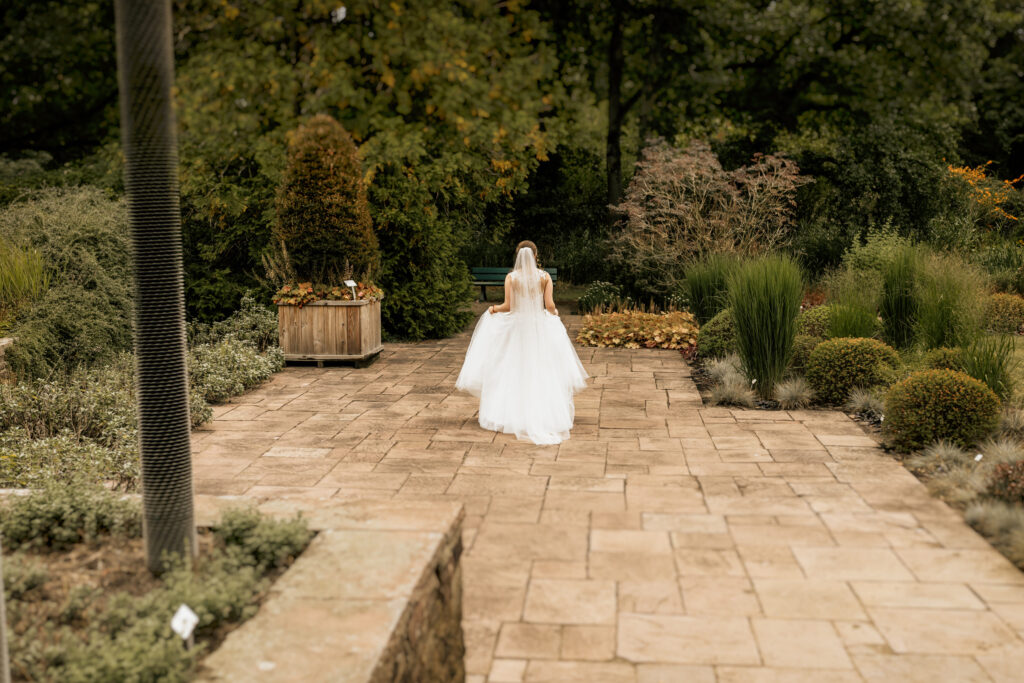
277,299 -> 382,363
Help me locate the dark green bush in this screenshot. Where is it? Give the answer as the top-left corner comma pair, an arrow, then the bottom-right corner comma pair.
273,114 -> 380,281
796,305 -> 832,338
0,481 -> 141,551
0,187 -> 133,377
728,255 -> 803,398
371,165 -> 474,339
961,335 -> 1017,400
985,293 -> 1024,334
790,334 -> 824,373
922,346 -> 964,371
685,254 -> 737,325
806,337 -> 900,404
696,308 -> 737,360
577,281 -> 634,314
884,369 -> 1001,451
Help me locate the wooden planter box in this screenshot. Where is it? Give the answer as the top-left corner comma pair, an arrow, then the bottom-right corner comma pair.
277,299 -> 382,364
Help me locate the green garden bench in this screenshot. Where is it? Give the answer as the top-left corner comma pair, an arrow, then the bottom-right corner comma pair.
471,266 -> 557,301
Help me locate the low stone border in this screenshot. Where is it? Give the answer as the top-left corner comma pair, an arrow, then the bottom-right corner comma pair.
195,495 -> 464,683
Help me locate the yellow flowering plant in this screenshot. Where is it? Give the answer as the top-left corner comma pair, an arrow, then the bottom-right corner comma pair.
576,310 -> 699,350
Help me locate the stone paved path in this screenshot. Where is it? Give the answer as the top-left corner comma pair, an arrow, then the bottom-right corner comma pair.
194,316 -> 1024,682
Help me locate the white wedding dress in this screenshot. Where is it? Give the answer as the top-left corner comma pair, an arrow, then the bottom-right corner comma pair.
456,248 -> 588,445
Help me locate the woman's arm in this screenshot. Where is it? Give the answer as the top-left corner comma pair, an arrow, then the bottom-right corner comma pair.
543,272 -> 558,315
488,273 -> 514,314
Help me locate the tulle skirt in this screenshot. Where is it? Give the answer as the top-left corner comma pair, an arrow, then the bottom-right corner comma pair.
456,310 -> 588,445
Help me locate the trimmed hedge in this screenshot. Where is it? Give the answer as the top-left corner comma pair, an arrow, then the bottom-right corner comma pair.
922,346 -> 964,371
790,334 -> 824,373
985,293 -> 1024,334
806,337 -> 900,404
884,369 -> 1001,451
696,307 -> 736,359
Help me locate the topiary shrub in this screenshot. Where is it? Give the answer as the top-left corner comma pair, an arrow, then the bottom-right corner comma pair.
922,346 -> 964,371
805,337 -> 900,404
790,334 -> 824,372
884,369 -> 1001,451
989,461 -> 1024,504
985,293 -> 1024,334
796,305 -> 832,338
273,114 -> 380,281
697,307 -> 736,359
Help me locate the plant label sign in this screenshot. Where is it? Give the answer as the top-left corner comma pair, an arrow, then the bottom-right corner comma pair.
344,280 -> 357,288
171,604 -> 199,641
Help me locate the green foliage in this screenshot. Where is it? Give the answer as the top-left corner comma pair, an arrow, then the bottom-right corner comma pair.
0,237 -> 49,331
826,267 -> 881,338
922,346 -> 965,371
189,339 -> 285,404
806,337 -> 901,405
975,242 -> 1024,296
187,291 -> 279,352
880,244 -> 921,348
0,481 -> 141,551
961,335 -> 1018,400
577,281 -> 633,314
0,429 -> 136,491
172,0 -> 558,323
212,507 -> 314,573
0,187 -> 133,377
789,334 -> 824,373
728,255 -> 804,398
796,305 -> 832,338
914,252 -> 987,349
989,462 -> 1024,504
965,500 -> 1024,568
696,308 -> 737,360
985,293 -> 1024,334
775,376 -> 814,410
5,493 -> 313,682
370,166 -> 474,339
272,114 -> 380,282
685,254 -> 738,325
884,369 -> 1001,451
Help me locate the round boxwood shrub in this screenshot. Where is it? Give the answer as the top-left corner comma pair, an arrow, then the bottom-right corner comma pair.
985,293 -> 1024,334
884,369 -> 1001,451
790,334 -> 824,372
805,337 -> 900,404
797,305 -> 832,338
922,346 -> 964,371
697,307 -> 736,359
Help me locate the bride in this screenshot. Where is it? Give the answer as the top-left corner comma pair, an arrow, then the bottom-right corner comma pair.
456,241 -> 588,445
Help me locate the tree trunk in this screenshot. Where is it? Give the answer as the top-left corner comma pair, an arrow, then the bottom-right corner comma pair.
606,0 -> 625,207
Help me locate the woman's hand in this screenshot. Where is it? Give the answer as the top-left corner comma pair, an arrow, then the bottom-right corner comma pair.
488,305 -> 495,314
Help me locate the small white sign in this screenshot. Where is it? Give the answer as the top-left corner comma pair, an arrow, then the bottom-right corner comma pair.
171,604 -> 199,640
344,279 -> 358,288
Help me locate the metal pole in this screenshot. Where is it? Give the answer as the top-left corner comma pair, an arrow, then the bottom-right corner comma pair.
113,0 -> 196,573
0,538 -> 11,683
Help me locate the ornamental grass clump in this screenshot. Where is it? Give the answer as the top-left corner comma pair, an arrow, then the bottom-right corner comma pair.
884,369 -> 1001,451
914,252 -> 986,349
805,337 -> 900,405
985,293 -> 1024,334
965,500 -> 1024,567
826,268 -> 880,339
989,461 -> 1024,504
960,335 -> 1017,400
685,253 -> 738,324
844,387 -> 885,420
880,244 -> 920,348
776,377 -> 814,409
727,255 -> 803,398
576,310 -> 698,350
